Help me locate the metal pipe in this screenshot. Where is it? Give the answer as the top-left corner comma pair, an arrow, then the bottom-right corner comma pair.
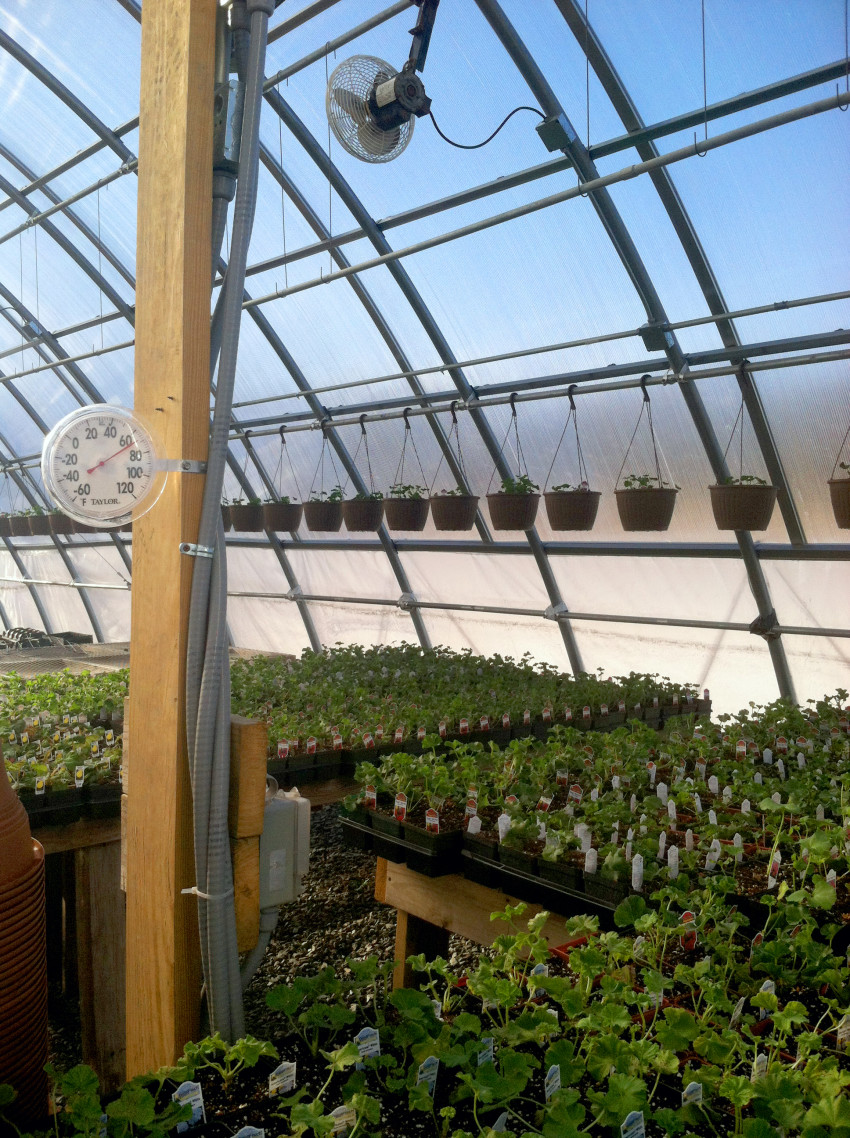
244,58 -> 848,287
267,0 -> 348,43
0,339 -> 135,384
266,2 -> 414,81
244,90 -> 849,313
232,286 -> 850,411
227,346 -> 850,437
226,589 -> 850,639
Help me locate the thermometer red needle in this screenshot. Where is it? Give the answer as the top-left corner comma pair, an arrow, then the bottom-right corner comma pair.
86,441 -> 134,475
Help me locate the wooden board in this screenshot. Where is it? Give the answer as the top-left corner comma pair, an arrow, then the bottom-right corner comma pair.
229,717 -> 267,839
33,816 -> 121,856
231,836 -> 260,954
124,0 -> 216,1078
76,843 -> 126,1094
376,860 -> 573,955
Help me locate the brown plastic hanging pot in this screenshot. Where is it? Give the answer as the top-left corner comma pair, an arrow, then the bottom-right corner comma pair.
430,494 -> 479,531
544,490 -> 600,531
304,500 -> 343,531
615,487 -> 678,531
26,515 -> 51,536
0,515 -> 10,537
342,498 -> 384,531
221,504 -> 233,531
487,493 -> 540,531
384,497 -> 429,531
709,483 -> 777,530
229,503 -> 265,531
48,512 -> 76,535
829,479 -> 850,528
8,514 -> 30,537
263,500 -> 303,531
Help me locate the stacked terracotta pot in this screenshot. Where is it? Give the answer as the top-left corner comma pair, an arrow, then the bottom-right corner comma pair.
0,744 -> 48,1126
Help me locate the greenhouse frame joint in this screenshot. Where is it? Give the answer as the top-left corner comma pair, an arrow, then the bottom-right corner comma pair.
749,610 -> 781,641
179,543 -> 214,559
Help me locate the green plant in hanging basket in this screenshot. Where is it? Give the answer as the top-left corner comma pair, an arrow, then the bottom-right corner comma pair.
389,483 -> 428,499
351,489 -> 383,501
433,486 -> 468,496
551,481 -> 592,492
309,485 -> 344,502
721,474 -> 767,486
622,473 -> 679,490
497,474 -> 539,495
263,494 -> 291,505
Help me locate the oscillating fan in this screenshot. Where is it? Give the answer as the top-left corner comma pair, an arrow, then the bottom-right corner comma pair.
326,0 -> 438,163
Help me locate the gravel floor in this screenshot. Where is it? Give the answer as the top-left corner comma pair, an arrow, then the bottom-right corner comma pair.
47,804 -> 486,1075
243,804 -> 486,1042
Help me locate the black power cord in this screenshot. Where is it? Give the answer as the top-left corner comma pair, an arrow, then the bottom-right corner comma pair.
428,104 -> 544,150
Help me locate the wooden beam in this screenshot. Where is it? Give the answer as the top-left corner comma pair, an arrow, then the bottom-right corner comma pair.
229,716 -> 268,839
125,0 -> 216,1078
77,843 -> 126,1094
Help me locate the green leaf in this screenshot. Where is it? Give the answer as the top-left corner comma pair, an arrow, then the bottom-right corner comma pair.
106,1085 -> 156,1127
720,1075 -> 755,1109
0,1085 -> 17,1109
614,894 -> 648,929
743,1120 -> 782,1137
804,1094 -> 850,1129
810,875 -> 837,910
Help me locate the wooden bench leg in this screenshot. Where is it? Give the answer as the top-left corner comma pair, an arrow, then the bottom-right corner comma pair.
76,844 -> 125,1091
392,911 -> 450,990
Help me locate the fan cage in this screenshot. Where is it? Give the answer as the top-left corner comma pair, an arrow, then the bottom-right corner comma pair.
326,54 -> 414,163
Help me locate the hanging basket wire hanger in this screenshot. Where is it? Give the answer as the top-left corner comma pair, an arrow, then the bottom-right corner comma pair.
487,393 -> 539,494
615,377 -> 679,491
391,408 -> 430,497
543,384 -> 594,493
429,400 -> 474,497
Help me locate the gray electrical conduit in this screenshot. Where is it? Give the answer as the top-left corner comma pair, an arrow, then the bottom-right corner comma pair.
185,0 -> 273,1042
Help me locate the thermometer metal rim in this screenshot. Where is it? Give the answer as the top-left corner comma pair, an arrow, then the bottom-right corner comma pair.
41,404 -> 167,528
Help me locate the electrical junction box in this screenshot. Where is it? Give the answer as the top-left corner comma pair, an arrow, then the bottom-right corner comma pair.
259,788 -> 310,909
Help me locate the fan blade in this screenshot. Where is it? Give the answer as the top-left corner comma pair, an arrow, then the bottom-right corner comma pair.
332,86 -> 368,122
357,121 -> 402,158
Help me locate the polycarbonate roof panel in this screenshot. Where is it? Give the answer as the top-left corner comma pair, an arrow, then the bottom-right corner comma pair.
0,0 -> 844,710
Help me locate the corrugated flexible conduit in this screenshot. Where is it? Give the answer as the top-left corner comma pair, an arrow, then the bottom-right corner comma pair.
185,0 -> 273,1041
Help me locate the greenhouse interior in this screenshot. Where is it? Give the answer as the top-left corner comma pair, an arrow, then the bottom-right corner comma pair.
0,0 -> 849,1135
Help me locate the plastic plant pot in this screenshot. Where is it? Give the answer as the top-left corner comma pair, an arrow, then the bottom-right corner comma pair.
8,515 -> 31,538
384,497 -> 429,531
304,500 -> 343,531
544,490 -> 600,531
263,501 -> 303,532
229,503 -> 264,531
342,498 -> 384,532
486,493 -> 540,531
429,494 -> 479,531
615,487 -> 677,531
221,505 -> 233,531
828,479 -> 850,528
709,483 -> 778,530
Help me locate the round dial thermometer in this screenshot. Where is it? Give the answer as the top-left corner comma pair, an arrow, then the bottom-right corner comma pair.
41,405 -> 166,527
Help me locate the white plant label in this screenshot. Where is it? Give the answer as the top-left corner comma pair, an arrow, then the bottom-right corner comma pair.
330,1105 -> 357,1136
730,996 -> 746,1026
707,808 -> 716,826
478,1037 -> 495,1066
466,814 -> 482,836
681,1081 -> 703,1106
416,1056 -> 439,1098
667,845 -> 679,880
491,1113 -> 509,1132
497,813 -> 512,842
751,1054 -> 768,1082
837,1014 -> 850,1046
657,832 -> 667,861
355,1027 -> 381,1060
173,1082 -> 206,1132
762,747 -> 773,765
708,775 -> 718,794
584,848 -> 598,875
741,799 -> 751,814
268,1062 -> 296,1096
685,828 -> 694,851
620,1110 -> 646,1138
694,794 -> 703,815
544,1064 -> 561,1101
232,1127 -> 264,1138
631,853 -> 644,891
657,782 -> 668,805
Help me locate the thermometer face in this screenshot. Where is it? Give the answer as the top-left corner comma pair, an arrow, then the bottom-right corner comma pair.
42,405 -> 164,527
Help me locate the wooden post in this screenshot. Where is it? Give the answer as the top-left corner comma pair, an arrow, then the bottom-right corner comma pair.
125,0 -> 216,1077
229,716 -> 268,953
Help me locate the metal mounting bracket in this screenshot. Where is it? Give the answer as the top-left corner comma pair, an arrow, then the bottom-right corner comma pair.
397,592 -> 417,610
286,585 -> 303,600
544,602 -> 568,621
157,459 -> 208,474
749,610 -> 781,641
179,542 -> 214,558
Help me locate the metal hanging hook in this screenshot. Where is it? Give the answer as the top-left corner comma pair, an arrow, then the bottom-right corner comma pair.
402,407 -> 412,430
359,413 -> 368,435
639,374 -> 651,402
279,425 -> 287,443
693,130 -> 708,157
567,383 -> 577,412
449,399 -> 459,425
509,392 -> 518,416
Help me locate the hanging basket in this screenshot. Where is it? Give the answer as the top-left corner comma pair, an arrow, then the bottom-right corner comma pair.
229,503 -> 265,532
26,515 -> 51,537
263,501 -> 303,532
829,479 -> 850,529
430,494 -> 479,531
384,497 -> 429,531
221,505 -> 233,531
544,490 -> 600,531
709,483 -> 777,531
615,488 -> 677,531
8,515 -> 30,538
487,493 -> 540,531
304,500 -> 343,532
342,498 -> 384,532
0,516 -> 10,538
